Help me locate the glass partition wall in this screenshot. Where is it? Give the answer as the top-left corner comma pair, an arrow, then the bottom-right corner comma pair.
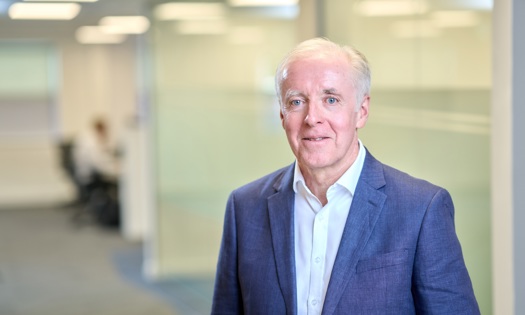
149,1 -> 491,313
324,1 -> 492,312
149,4 -> 298,276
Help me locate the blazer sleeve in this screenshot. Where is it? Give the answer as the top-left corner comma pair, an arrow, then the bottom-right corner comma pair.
211,193 -> 244,314
411,188 -> 480,314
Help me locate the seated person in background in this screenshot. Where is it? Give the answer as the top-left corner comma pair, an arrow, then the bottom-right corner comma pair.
72,117 -> 121,226
73,117 -> 120,187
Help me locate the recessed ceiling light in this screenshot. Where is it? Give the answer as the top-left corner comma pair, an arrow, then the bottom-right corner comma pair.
99,16 -> 150,34
356,0 -> 427,16
154,2 -> 226,20
9,3 -> 81,20
76,26 -> 127,44
227,0 -> 298,6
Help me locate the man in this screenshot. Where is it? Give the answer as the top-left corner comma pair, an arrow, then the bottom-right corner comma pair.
73,117 -> 120,186
211,38 -> 479,314
72,117 -> 121,226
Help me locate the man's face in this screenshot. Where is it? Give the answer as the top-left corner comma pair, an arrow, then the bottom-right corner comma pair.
280,56 -> 369,177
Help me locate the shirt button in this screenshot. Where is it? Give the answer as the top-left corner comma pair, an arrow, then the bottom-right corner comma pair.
311,299 -> 318,306
315,257 -> 321,263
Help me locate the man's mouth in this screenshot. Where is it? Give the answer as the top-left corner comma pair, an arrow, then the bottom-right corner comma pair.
304,137 -> 327,141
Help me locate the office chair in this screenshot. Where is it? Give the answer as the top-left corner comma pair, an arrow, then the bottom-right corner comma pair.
58,140 -> 120,228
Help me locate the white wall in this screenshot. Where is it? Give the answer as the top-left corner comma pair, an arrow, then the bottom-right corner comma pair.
59,38 -> 138,141
0,37 -> 140,209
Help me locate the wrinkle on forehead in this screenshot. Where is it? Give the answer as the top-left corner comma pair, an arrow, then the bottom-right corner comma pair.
285,89 -> 303,99
280,57 -> 354,99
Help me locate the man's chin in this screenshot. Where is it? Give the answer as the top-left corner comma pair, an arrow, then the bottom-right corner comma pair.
297,159 -> 331,173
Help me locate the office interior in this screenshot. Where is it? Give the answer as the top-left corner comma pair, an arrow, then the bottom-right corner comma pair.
0,0 -> 522,314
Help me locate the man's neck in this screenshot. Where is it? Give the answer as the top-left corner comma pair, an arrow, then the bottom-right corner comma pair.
302,171 -> 337,206
297,139 -> 362,205
301,160 -> 358,206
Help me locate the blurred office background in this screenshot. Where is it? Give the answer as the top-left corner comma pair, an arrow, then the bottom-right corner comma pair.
0,0 -> 522,314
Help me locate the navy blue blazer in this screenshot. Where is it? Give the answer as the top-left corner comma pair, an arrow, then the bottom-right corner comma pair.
212,151 -> 480,314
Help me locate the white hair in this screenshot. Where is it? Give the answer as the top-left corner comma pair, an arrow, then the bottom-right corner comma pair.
275,37 -> 371,112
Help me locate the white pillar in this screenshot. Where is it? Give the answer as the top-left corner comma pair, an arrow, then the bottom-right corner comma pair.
492,0 -> 525,313
511,0 -> 525,313
296,0 -> 323,41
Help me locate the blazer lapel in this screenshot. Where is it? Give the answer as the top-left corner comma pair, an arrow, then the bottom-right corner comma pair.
267,164 -> 298,315
322,152 -> 387,315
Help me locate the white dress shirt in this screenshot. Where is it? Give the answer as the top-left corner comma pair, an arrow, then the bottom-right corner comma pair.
73,130 -> 120,184
293,140 -> 366,315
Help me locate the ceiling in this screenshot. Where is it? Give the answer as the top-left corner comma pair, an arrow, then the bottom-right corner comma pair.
0,0 -> 157,39
0,0 -> 492,41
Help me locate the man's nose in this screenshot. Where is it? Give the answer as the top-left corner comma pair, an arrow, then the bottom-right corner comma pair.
304,102 -> 323,126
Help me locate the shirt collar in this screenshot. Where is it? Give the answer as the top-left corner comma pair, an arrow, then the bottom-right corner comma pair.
293,139 -> 366,196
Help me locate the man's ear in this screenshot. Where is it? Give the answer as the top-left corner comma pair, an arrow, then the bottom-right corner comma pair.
356,96 -> 370,129
280,110 -> 285,128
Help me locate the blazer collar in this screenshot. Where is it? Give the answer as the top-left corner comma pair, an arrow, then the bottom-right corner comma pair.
266,152 -> 387,315
268,163 -> 297,315
322,151 -> 387,315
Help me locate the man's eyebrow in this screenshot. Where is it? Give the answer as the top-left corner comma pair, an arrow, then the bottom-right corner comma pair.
285,90 -> 303,99
323,88 -> 339,94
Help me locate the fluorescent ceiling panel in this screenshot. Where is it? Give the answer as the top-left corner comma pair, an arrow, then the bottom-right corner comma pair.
356,0 -> 428,16
76,26 -> 127,44
9,3 -> 81,20
230,5 -> 299,19
99,16 -> 150,34
228,0 -> 298,6
154,2 -> 226,20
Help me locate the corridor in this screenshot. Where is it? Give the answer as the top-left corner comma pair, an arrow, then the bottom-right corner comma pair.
0,204 -> 213,315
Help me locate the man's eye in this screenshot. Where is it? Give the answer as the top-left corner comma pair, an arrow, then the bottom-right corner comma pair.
327,97 -> 337,104
291,100 -> 302,106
